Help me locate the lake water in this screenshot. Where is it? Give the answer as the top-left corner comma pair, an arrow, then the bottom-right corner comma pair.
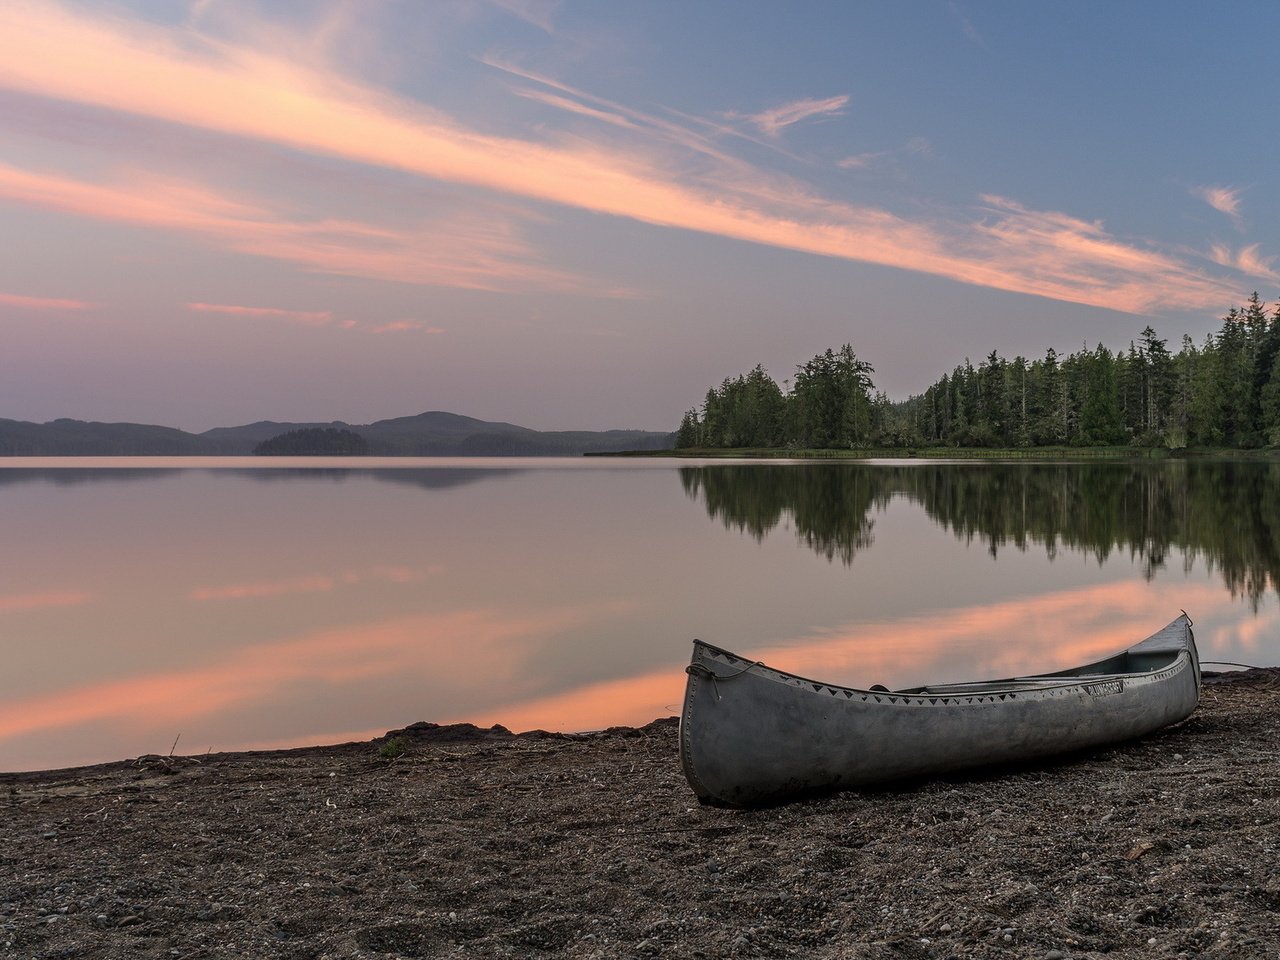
2,457 -> 1277,772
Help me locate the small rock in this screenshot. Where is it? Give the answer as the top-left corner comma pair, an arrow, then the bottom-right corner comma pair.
939,923 -> 953,933
706,859 -> 721,874
1046,951 -> 1066,960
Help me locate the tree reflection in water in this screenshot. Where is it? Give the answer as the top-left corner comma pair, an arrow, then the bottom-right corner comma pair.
681,461 -> 1280,608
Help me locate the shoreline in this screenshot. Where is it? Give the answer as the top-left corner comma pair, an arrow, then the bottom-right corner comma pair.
4,670 -> 1279,958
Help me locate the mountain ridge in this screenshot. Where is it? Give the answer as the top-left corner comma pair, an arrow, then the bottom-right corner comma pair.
0,411 -> 674,456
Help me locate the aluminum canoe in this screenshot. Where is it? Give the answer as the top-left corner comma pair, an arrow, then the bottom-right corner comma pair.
680,614 -> 1200,806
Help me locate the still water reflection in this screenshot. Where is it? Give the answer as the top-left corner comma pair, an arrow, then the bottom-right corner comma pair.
1,458 -> 1275,772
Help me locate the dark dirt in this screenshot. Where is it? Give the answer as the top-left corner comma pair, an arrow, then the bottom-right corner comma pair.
3,670 -> 1279,959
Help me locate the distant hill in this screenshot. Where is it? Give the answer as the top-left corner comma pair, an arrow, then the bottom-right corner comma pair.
0,411 -> 675,456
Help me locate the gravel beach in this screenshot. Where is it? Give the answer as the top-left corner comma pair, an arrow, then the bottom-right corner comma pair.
3,669 -> 1278,959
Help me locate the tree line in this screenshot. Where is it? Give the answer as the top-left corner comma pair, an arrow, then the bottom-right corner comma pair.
676,294 -> 1280,450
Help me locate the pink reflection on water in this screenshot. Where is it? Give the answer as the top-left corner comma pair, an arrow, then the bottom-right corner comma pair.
0,606 -> 606,751
0,578 -> 1245,770
473,580 -> 1233,735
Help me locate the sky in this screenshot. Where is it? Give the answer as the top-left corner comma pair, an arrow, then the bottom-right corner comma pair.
1,1 -> 1278,433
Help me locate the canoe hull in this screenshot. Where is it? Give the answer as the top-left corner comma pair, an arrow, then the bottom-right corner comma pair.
680,615 -> 1199,806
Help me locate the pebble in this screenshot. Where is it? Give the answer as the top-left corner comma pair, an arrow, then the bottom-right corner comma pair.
1045,951 -> 1065,960
939,923 -> 952,933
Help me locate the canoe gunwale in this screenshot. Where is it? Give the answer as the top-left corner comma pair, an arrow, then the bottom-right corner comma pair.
686,640 -> 1192,707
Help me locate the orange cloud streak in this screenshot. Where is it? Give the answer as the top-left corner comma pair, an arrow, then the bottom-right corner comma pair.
0,2 -> 1239,313
0,290 -> 94,311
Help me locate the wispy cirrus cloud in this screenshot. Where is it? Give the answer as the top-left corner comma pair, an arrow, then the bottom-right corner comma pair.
1195,184 -> 1243,221
488,0 -> 560,34
838,136 -> 931,170
745,95 -> 850,137
0,291 -> 95,311
186,302 -> 333,325
1208,243 -> 1279,281
948,1 -> 982,44
0,2 -> 1243,314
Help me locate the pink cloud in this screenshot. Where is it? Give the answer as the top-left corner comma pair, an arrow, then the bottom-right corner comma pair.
513,88 -> 641,131
370,320 -> 444,334
186,302 -> 332,325
1195,185 -> 1242,220
1209,243 -> 1279,282
0,3 -> 1243,313
746,95 -> 850,137
0,291 -> 94,311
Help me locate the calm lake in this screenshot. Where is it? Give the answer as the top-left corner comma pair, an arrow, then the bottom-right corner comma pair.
2,457 -> 1277,772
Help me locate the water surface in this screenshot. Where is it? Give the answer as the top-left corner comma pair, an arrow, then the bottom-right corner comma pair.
1,457 -> 1275,772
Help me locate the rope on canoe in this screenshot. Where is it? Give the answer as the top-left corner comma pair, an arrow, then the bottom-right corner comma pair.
687,660 -> 764,701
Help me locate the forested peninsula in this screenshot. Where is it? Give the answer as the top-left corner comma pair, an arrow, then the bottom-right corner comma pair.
676,294 -> 1280,452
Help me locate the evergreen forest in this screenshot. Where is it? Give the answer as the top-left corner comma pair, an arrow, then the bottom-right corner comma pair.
675,294 -> 1280,450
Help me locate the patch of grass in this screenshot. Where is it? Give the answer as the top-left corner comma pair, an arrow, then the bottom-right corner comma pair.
377,736 -> 408,760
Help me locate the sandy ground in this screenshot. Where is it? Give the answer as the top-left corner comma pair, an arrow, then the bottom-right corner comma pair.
3,669 -> 1279,959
